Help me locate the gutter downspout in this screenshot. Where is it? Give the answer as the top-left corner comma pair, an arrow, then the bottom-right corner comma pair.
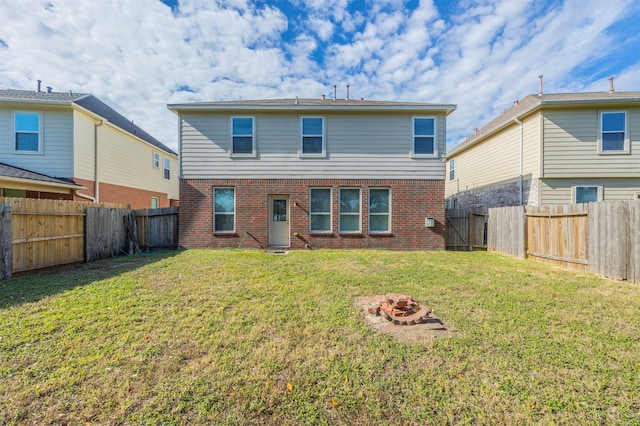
513,118 -> 524,206
74,190 -> 95,202
94,120 -> 105,202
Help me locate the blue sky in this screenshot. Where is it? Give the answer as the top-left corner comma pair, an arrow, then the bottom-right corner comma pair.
1,0 -> 639,151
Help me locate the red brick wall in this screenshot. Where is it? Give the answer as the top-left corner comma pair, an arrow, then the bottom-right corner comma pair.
180,178 -> 445,250
72,178 -> 173,209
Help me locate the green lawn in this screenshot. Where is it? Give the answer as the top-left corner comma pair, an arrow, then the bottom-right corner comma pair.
1,250 -> 639,425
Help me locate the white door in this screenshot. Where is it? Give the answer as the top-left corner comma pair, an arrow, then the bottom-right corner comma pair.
268,195 -> 290,247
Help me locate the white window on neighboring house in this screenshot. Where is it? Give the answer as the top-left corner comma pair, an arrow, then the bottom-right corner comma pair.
163,157 -> 170,180
339,188 -> 361,233
301,116 -> 325,156
153,152 -> 160,168
449,159 -> 455,180
14,112 -> 42,153
412,117 -> 436,156
369,188 -> 390,233
574,186 -> 601,204
600,111 -> 628,153
151,196 -> 159,209
231,116 -> 255,156
310,188 -> 331,233
214,187 -> 235,232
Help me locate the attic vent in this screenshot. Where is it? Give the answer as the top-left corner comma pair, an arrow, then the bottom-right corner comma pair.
46,86 -> 52,93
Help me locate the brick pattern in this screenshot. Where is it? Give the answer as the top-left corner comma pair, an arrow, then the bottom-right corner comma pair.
180,178 -> 445,250
446,178 -> 537,213
25,178 -> 174,209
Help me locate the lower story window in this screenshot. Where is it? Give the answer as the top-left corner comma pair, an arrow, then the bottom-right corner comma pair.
151,196 -> 159,209
339,188 -> 361,233
310,188 -> 331,232
369,188 -> 390,233
574,186 -> 600,204
214,187 -> 235,232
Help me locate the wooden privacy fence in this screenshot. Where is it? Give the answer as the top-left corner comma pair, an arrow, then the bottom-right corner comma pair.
0,198 -> 179,279
488,200 -> 640,282
445,209 -> 488,251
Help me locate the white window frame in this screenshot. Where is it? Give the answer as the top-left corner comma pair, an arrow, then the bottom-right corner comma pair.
163,157 -> 171,180
230,116 -> 256,157
309,187 -> 332,233
599,111 -> 629,154
300,116 -> 325,157
573,185 -> 602,204
13,111 -> 43,154
153,152 -> 160,168
339,188 -> 361,233
151,196 -> 159,209
368,188 -> 391,234
213,187 -> 236,233
412,116 -> 437,157
449,159 -> 455,181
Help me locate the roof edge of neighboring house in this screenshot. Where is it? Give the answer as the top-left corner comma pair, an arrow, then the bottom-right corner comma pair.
0,161 -> 86,191
446,91 -> 640,158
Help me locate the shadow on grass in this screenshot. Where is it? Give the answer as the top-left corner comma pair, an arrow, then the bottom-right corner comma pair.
0,250 -> 180,310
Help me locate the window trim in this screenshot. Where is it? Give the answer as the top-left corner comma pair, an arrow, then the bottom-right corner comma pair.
300,116 -> 326,158
13,111 -> 43,154
599,111 -> 629,154
339,187 -> 361,234
153,152 -> 160,168
309,187 -> 332,234
151,196 -> 160,209
411,116 -> 437,157
213,187 -> 236,233
163,157 -> 171,180
573,185 -> 602,204
230,116 -> 256,157
368,188 -> 391,234
449,159 -> 455,181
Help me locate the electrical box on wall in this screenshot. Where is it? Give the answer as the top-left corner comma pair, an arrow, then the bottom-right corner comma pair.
425,217 -> 435,228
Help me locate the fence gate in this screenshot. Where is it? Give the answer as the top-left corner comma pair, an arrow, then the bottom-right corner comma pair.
445,209 -> 487,251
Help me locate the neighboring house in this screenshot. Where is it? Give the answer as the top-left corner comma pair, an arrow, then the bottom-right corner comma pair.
0,88 -> 179,208
168,97 -> 456,249
445,91 -> 640,211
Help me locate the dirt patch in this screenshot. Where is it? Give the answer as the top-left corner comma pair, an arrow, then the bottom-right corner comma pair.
354,295 -> 454,343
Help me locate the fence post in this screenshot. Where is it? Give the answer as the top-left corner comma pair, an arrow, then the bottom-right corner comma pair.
0,203 -> 12,280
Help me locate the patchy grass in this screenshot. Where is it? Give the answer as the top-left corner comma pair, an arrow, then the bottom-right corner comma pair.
0,250 -> 639,425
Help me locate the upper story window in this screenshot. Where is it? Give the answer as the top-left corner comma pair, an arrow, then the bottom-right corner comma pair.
310,188 -> 331,233
339,188 -> 361,233
163,157 -> 171,180
600,111 -> 627,153
231,116 -> 255,156
412,117 -> 436,156
449,159 -> 455,180
301,116 -> 325,156
153,152 -> 160,168
14,112 -> 42,153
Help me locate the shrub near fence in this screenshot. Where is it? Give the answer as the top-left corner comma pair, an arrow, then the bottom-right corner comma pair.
488,200 -> 640,283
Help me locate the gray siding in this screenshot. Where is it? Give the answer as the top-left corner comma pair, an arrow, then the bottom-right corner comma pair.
180,112 -> 446,179
540,178 -> 640,205
543,107 -> 640,178
0,106 -> 73,178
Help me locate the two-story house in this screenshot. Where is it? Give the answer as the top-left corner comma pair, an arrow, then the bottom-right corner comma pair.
0,88 -> 179,208
169,97 -> 456,249
445,91 -> 640,211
